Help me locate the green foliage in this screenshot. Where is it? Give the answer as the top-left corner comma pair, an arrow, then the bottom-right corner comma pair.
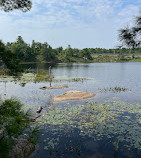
34,71 -> 54,82
0,98 -> 33,158
118,12 -> 141,48
28,126 -> 40,145
0,0 -> 31,75
0,0 -> 32,12
92,53 -> 141,62
0,98 -> 30,137
0,71 -> 7,75
79,48 -> 93,60
5,36 -> 141,64
10,36 -> 35,62
98,87 -> 131,93
0,40 -> 23,75
40,42 -> 56,61
7,39 -> 94,63
0,139 -> 12,158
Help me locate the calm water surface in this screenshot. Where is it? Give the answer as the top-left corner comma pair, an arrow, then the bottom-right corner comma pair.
0,62 -> 141,158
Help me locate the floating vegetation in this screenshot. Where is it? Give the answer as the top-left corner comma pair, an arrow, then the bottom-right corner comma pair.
37,100 -> 141,156
0,73 -> 35,82
34,72 -> 54,83
40,86 -> 68,90
98,87 -> 131,93
0,72 -> 91,84
0,70 -> 14,76
0,71 -> 7,76
0,71 -> 53,83
19,82 -> 26,87
21,73 -> 36,82
53,77 -> 90,83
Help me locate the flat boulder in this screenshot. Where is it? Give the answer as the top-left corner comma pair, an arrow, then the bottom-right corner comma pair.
53,90 -> 95,102
40,86 -> 68,90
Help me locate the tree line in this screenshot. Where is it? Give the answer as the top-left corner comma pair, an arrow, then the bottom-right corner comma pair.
0,0 -> 140,74
5,36 -> 141,64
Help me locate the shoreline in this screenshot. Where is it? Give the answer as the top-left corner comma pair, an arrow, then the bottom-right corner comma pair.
20,60 -> 141,65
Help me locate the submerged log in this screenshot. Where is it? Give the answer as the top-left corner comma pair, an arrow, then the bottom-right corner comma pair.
40,86 -> 68,90
36,106 -> 43,113
29,114 -> 41,122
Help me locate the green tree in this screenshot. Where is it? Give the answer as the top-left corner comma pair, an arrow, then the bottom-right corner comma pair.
80,48 -> 93,60
0,41 -> 23,75
56,46 -> 63,54
0,0 -> 32,74
31,41 -> 42,62
10,36 -> 33,62
0,0 -> 32,12
40,42 -> 56,61
119,13 -> 141,49
64,45 -> 74,58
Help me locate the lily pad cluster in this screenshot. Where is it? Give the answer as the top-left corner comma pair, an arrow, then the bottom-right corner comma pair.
37,101 -> 141,155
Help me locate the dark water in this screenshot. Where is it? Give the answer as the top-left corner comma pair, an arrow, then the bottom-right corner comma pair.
0,62 -> 141,158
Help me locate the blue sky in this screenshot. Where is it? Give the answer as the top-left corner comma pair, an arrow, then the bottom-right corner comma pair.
0,0 -> 140,49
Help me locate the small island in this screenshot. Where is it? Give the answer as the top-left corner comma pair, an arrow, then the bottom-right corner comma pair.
53,90 -> 96,102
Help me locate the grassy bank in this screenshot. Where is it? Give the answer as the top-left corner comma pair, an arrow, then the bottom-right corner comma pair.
92,54 -> 141,62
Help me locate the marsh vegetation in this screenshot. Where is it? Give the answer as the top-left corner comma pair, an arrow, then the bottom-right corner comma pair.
98,87 -> 131,93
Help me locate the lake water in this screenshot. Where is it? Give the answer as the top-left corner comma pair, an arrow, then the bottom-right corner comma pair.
0,62 -> 141,158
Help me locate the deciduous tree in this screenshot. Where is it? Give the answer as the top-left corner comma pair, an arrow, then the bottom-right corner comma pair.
0,0 -> 32,74
0,0 -> 32,12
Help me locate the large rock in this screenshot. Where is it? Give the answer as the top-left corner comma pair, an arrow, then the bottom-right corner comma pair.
9,138 -> 34,158
53,90 -> 95,102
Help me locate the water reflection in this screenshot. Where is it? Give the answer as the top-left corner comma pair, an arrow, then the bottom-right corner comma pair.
1,63 -> 141,158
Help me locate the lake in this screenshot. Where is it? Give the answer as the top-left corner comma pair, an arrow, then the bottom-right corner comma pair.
0,62 -> 141,158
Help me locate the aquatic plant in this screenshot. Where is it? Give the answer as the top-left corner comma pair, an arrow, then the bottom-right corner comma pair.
34,71 -> 54,83
53,77 -> 89,83
98,87 -> 131,93
37,100 -> 141,156
0,70 -> 93,85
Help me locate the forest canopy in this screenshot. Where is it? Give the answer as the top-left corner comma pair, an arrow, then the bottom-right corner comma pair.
0,0 -> 32,74
5,36 -> 141,63
0,0 -> 32,12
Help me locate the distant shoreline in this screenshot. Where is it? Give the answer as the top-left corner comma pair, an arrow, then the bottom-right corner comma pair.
20,57 -> 141,64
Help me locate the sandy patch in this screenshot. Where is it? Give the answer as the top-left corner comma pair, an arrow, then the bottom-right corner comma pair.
53,90 -> 96,102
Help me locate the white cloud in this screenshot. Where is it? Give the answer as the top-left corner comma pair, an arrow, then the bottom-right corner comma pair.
0,0 -> 140,48
116,5 -> 140,27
